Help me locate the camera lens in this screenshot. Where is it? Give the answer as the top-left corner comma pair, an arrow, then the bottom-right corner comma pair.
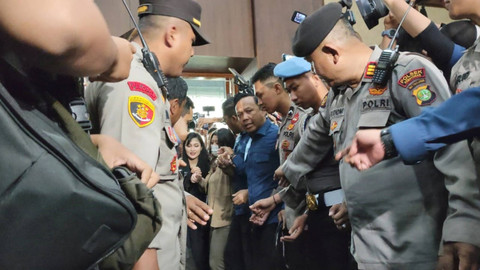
356,0 -> 389,29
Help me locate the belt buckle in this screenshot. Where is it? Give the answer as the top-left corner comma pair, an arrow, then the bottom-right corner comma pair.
306,193 -> 318,211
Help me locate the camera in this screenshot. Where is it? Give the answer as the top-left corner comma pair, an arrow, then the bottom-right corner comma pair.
356,0 -> 389,29
228,68 -> 254,95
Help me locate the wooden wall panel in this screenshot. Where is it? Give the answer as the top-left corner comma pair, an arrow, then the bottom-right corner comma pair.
194,0 -> 255,58
252,0 -> 323,67
95,0 -> 255,58
95,0 -> 138,37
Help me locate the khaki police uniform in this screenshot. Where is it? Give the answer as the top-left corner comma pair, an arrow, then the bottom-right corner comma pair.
327,47 -> 480,269
276,104 -> 311,227
86,42 -> 187,270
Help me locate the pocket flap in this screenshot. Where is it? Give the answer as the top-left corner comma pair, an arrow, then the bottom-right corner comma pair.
357,110 -> 390,128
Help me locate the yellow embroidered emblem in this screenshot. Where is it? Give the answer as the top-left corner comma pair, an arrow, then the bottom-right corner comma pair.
128,96 -> 155,127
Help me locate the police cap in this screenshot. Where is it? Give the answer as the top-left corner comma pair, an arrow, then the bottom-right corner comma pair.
274,57 -> 311,80
138,0 -> 210,46
292,3 -> 343,57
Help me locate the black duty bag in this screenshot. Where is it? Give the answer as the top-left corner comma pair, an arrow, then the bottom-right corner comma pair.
0,79 -> 137,269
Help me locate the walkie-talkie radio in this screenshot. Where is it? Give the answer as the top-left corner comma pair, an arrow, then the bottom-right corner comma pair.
121,0 -> 169,99
372,47 -> 399,86
372,1 -> 414,86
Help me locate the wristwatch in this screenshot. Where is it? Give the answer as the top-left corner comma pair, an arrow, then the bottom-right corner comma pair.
381,28 -> 397,39
380,128 -> 398,160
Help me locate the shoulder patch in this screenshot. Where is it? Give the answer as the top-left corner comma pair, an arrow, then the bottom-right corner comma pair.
398,68 -> 425,87
412,85 -> 436,106
127,81 -> 157,101
369,86 -> 387,95
128,95 -> 155,127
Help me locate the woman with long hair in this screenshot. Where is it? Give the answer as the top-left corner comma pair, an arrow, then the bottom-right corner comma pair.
180,132 -> 210,270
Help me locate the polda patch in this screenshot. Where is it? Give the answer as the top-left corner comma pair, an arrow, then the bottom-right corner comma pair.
412,85 -> 436,106
398,68 -> 425,87
128,95 -> 155,127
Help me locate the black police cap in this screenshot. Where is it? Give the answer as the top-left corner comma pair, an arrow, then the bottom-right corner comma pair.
138,0 -> 210,46
292,3 -> 343,57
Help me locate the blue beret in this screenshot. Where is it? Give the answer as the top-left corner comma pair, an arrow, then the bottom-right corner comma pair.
292,3 -> 343,57
274,57 -> 311,80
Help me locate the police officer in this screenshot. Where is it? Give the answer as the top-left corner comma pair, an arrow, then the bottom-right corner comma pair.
249,63 -> 311,269
85,0 -> 212,269
251,57 -> 353,270
284,3 -> 480,269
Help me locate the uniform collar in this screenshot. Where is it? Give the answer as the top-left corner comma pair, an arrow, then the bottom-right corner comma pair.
361,46 -> 382,84
131,42 -> 144,59
331,46 -> 383,99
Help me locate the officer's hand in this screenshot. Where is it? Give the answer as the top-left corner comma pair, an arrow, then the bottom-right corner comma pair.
186,194 -> 213,230
335,129 -> 385,171
274,167 -> 290,187
232,189 -> 248,205
329,202 -> 350,230
281,214 -> 308,242
249,195 -> 276,219
436,242 -> 480,270
91,134 -> 160,188
89,37 -> 135,82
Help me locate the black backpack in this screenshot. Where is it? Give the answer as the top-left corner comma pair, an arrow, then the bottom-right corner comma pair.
0,62 -> 137,269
